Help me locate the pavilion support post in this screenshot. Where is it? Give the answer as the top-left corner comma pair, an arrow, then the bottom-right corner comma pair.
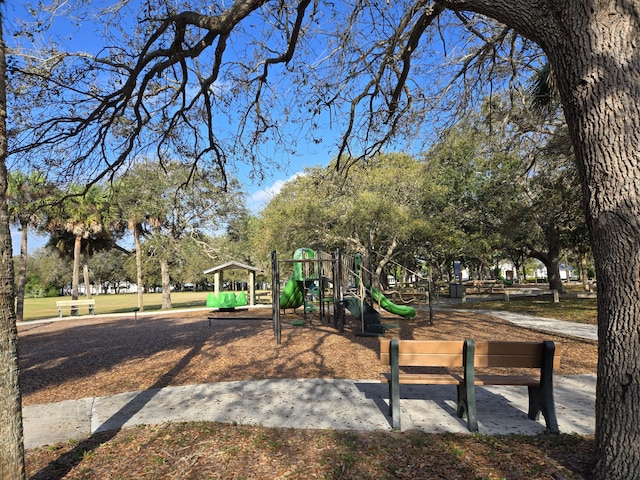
215,272 -> 221,297
248,271 -> 256,305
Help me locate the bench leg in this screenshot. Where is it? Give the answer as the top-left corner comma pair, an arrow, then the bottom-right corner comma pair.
58,307 -> 62,318
528,385 -> 559,434
457,383 -> 478,432
89,306 -> 95,315
390,379 -> 400,430
459,339 -> 479,432
390,339 -> 401,430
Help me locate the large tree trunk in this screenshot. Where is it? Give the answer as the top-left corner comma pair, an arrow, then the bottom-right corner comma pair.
440,2 -> 640,476
543,5 -> 640,478
529,250 -> 564,294
544,259 -> 563,293
0,10 -> 25,478
83,263 -> 91,299
374,237 -> 398,287
579,252 -> 589,291
14,220 -> 28,323
69,235 -> 82,315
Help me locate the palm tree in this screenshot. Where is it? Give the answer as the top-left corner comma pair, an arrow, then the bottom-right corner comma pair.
47,184 -> 123,305
112,176 -> 153,311
7,170 -> 51,321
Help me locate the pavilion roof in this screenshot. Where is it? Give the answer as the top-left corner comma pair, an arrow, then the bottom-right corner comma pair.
203,261 -> 263,274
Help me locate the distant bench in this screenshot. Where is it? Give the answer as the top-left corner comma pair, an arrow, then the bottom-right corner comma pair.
379,338 -> 561,433
467,280 -> 505,294
56,299 -> 95,317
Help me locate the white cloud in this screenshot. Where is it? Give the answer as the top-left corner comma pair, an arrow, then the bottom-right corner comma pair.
246,172 -> 305,213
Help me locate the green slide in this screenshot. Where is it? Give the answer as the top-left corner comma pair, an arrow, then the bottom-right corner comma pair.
279,278 -> 305,309
371,286 -> 416,319
278,247 -> 317,309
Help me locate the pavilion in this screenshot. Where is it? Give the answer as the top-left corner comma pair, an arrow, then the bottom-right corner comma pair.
202,261 -> 263,306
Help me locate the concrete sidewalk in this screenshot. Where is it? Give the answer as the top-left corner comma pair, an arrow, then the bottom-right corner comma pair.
24,375 -> 596,449
23,308 -> 598,449
467,309 -> 598,341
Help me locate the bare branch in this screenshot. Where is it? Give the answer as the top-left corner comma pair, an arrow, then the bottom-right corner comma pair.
388,2 -> 446,118
9,0 -> 274,185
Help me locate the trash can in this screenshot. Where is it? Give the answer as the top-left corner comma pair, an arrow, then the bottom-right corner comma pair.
448,283 -> 466,298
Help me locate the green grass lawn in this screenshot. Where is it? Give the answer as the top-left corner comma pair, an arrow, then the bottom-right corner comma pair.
20,291 -> 215,321
455,296 -> 598,324
21,289 -> 598,325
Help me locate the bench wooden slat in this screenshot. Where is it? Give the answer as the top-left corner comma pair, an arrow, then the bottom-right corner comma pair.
56,300 -> 95,306
381,340 -> 466,354
473,341 -> 541,355
380,340 -> 465,365
380,373 -> 463,385
395,354 -> 465,367
474,355 -> 546,368
472,341 -> 561,369
473,374 -> 539,386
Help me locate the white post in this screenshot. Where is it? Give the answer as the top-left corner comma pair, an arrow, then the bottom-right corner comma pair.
248,271 -> 256,305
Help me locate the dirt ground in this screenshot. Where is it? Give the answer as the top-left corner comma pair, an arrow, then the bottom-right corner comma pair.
18,306 -> 597,407
21,307 -> 598,479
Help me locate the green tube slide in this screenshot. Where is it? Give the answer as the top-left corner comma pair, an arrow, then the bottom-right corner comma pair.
279,278 -> 305,309
291,247 -> 316,280
371,286 -> 416,319
279,247 -> 317,309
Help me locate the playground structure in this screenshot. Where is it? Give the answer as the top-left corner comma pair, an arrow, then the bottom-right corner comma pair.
271,248 -> 339,344
271,248 -> 426,344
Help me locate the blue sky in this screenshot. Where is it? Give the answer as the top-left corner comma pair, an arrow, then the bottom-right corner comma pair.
6,2 -> 341,254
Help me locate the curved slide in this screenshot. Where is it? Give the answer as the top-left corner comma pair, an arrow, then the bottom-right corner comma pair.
371,286 -> 416,319
279,247 -> 316,309
279,278 -> 305,309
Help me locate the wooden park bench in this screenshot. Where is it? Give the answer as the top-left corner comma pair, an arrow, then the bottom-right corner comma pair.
56,299 -> 95,318
462,340 -> 561,433
468,280 -> 505,294
379,338 -> 475,430
379,338 -> 561,433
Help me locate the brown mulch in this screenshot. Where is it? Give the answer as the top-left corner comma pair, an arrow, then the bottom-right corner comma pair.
18,307 -> 596,406
20,307 -> 597,479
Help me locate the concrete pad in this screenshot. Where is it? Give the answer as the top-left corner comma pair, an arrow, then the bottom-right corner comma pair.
24,375 -> 596,449
91,379 -> 393,433
466,310 -> 598,341
23,398 -> 93,449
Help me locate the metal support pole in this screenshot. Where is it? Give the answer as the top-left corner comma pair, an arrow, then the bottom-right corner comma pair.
271,250 -> 281,345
